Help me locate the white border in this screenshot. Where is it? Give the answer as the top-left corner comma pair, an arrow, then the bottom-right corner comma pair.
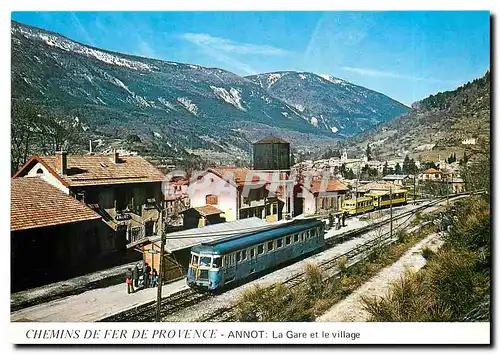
2,1 -> 496,352
9,322 -> 491,345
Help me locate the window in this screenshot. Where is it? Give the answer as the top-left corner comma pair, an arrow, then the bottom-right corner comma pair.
257,244 -> 264,255
200,256 -> 212,267
277,239 -> 283,248
144,221 -> 154,237
285,236 -> 291,245
241,249 -> 247,260
192,255 -> 199,265
294,234 -> 299,243
213,257 -> 222,268
267,241 -> 274,251
36,168 -> 43,175
206,194 -> 218,205
301,233 -> 305,241
236,252 -> 241,262
250,248 -> 255,258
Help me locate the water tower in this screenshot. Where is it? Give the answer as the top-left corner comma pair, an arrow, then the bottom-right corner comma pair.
252,137 -> 291,171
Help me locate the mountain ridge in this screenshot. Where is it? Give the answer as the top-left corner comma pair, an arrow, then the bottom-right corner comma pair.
11,19 -> 409,171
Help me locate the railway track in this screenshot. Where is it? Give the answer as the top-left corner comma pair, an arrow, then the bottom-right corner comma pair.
200,196 -> 456,322
99,287 -> 212,322
102,192 -> 475,322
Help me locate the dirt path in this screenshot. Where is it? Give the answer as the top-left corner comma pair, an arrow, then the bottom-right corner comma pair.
316,232 -> 444,322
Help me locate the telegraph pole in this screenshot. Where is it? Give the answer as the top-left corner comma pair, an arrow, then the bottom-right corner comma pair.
447,173 -> 452,209
389,185 -> 393,237
413,174 -> 416,204
156,210 -> 166,322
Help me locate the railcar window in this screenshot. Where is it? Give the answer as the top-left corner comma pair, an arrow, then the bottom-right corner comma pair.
241,249 -> 247,260
192,255 -> 199,265
213,257 -> 222,268
236,252 -> 241,262
267,241 -> 274,251
257,244 -> 264,255
250,248 -> 255,258
301,233 -> 305,241
200,256 -> 211,267
293,234 -> 299,243
277,239 -> 283,248
285,236 -> 291,245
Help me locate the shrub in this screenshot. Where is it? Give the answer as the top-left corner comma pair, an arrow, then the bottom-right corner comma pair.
304,263 -> 323,297
421,246 -> 435,260
337,256 -> 348,273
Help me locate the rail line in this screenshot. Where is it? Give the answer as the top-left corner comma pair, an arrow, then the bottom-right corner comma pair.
99,288 -> 212,322
102,192 -> 474,322
199,195 -> 461,322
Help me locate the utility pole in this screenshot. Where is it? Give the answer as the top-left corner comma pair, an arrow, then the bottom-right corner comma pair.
447,173 -> 452,209
389,185 -> 393,237
413,174 -> 416,204
155,209 -> 166,322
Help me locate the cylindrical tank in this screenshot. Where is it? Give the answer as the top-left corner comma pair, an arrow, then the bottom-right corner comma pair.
253,137 -> 290,170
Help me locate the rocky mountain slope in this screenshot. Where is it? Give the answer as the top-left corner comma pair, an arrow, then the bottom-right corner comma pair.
11,20 -> 408,169
246,71 -> 409,137
351,71 -> 491,162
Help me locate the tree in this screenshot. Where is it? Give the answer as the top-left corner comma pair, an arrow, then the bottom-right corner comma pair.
382,161 -> 389,176
366,144 -> 372,161
403,155 -> 411,174
395,163 -> 402,175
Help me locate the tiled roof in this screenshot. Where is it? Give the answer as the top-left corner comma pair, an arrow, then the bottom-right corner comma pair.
11,177 -> 101,232
424,168 -> 442,174
193,205 -> 224,216
208,167 -> 289,188
15,154 -> 165,187
308,179 -> 349,193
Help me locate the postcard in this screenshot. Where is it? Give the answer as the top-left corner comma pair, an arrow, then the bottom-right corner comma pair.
9,9 -> 491,346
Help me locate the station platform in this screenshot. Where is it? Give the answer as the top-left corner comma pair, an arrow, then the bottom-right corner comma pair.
11,278 -> 188,322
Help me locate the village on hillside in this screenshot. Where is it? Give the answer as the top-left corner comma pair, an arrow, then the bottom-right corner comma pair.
11,136 -> 470,292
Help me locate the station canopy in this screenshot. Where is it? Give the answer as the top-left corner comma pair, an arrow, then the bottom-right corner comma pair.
147,217 -> 271,253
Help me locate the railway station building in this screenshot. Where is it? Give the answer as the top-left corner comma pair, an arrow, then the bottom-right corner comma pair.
13,151 -> 166,249
11,177 -> 108,291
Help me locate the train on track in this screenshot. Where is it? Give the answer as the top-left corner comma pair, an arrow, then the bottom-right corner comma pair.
187,219 -> 324,291
341,189 -> 408,216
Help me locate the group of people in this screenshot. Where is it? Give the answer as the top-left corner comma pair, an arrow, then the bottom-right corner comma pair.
125,262 -> 159,294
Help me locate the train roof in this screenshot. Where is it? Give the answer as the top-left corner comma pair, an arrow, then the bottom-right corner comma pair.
192,219 -> 323,255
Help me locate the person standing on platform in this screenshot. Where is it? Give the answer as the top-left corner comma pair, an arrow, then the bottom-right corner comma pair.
144,262 -> 151,288
125,268 -> 134,294
133,263 -> 140,288
151,269 -> 159,287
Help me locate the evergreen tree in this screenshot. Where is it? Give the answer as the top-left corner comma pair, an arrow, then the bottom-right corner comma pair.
409,158 -> 418,174
366,144 -> 372,161
382,161 -> 389,176
395,163 -> 402,175
403,155 -> 411,174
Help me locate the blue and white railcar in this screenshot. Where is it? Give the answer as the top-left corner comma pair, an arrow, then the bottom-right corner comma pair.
186,219 -> 324,291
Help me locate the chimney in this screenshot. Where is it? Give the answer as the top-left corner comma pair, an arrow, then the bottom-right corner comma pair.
55,151 -> 68,175
89,140 -> 93,155
111,150 -> 120,164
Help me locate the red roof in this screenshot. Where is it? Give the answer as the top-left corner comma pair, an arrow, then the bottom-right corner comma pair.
304,178 -> 349,194
425,168 -> 442,174
180,205 -> 224,216
14,154 -> 165,187
11,177 -> 101,232
207,167 -> 288,188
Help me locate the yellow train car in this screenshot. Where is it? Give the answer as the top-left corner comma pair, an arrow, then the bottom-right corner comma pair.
341,197 -> 375,216
365,189 -> 407,209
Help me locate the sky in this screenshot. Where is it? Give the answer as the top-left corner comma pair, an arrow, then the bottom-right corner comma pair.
11,11 -> 490,106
